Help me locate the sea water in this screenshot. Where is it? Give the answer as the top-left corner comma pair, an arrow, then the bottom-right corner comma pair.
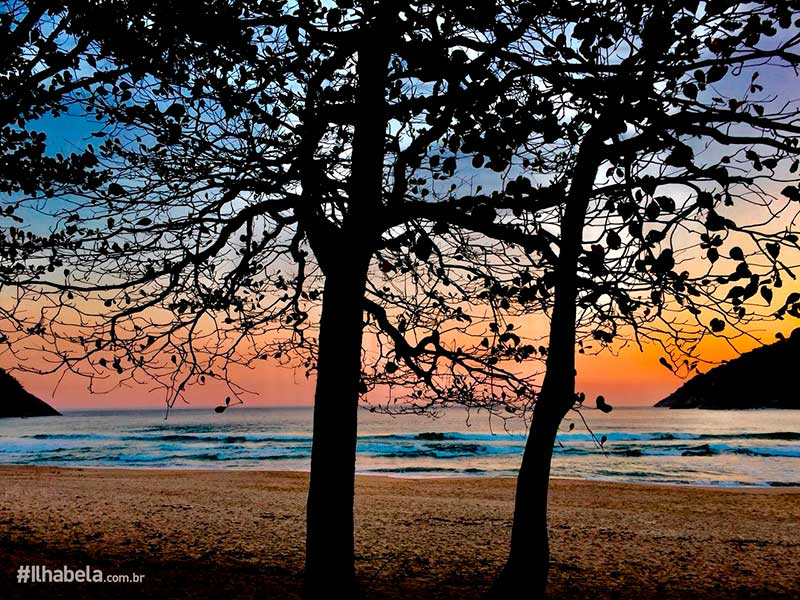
0,406 -> 798,486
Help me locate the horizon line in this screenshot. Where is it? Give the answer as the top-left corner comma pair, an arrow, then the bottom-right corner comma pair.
56,403 -> 658,412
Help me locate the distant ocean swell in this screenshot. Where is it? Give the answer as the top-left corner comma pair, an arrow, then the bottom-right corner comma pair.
3,431 -> 799,463
2,405 -> 799,487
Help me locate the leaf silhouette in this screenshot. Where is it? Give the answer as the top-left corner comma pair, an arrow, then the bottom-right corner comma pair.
595,395 -> 613,413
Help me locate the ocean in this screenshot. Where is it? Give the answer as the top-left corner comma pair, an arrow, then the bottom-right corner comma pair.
0,406 -> 798,487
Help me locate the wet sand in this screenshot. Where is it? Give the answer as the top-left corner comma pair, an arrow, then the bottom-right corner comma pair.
0,466 -> 798,599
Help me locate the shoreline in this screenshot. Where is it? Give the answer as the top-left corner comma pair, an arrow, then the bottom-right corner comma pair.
0,464 -> 798,489
1,466 -> 799,599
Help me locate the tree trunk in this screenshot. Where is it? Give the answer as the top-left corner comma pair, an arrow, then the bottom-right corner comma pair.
490,347 -> 579,599
305,255 -> 371,599
304,9 -> 389,598
490,130 -> 604,599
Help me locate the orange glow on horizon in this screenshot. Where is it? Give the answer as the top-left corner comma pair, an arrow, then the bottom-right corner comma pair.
11,321 -> 796,411
4,287 -> 798,411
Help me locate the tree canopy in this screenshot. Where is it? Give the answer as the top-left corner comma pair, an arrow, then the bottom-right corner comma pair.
3,1 -> 560,412
2,1 -> 800,598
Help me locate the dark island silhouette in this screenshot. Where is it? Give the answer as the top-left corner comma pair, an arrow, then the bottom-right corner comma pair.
0,369 -> 60,418
656,329 -> 800,409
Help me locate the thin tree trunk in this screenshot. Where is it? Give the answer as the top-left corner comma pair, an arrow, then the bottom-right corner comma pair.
490,401 -> 563,598
490,130 -> 604,599
305,255 -> 371,599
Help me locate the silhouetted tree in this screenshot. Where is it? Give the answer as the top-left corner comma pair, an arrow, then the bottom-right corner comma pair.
487,1 -> 800,597
1,2 -> 559,597
6,2 -> 800,598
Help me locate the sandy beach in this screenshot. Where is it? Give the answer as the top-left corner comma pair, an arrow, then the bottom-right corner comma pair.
0,467 -> 798,599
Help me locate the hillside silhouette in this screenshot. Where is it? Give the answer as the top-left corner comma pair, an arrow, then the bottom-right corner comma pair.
656,330 -> 800,409
0,369 -> 61,418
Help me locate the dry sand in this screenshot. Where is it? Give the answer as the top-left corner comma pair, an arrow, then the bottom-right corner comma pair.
0,466 -> 798,599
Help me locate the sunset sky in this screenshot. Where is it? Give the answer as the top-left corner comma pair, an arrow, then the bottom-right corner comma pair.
4,18 -> 799,412
6,143 -> 800,411
9,315 -> 794,411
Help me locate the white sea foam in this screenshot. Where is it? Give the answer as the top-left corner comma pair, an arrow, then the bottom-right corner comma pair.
0,407 -> 798,486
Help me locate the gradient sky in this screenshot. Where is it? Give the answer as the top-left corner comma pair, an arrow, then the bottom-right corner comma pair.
5,20 -> 800,411
11,316 -> 796,411
12,336 -> 672,409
